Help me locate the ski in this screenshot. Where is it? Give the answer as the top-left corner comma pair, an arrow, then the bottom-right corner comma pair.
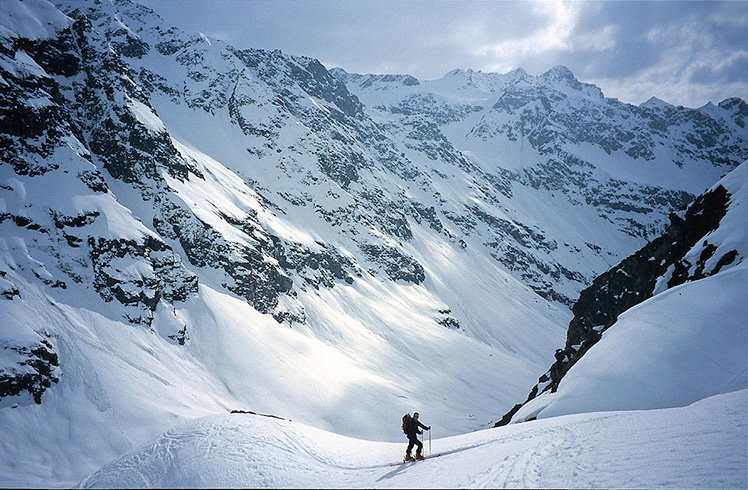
391,453 -> 442,466
417,454 -> 441,461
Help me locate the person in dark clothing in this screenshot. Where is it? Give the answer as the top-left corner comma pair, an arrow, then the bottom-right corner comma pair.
404,411 -> 430,461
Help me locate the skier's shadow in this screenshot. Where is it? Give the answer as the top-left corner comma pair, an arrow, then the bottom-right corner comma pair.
376,462 -> 413,482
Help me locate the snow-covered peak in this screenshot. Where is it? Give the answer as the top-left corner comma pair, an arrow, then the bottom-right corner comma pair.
437,65 -> 578,92
502,66 -> 529,83
719,96 -> 747,111
536,65 -> 603,99
0,0 -> 71,40
59,0 -> 163,27
639,96 -> 672,109
327,66 -> 348,80
540,64 -> 576,81
430,67 -> 510,94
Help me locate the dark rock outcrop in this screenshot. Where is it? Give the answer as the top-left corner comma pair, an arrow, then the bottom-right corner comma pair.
0,338 -> 60,404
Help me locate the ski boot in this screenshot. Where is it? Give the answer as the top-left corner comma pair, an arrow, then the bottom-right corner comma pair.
404,452 -> 415,462
415,452 -> 425,461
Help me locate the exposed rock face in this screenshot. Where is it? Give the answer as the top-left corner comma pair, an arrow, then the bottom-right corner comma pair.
0,337 -> 60,405
565,185 -> 731,351
361,244 -> 425,284
88,235 -> 199,325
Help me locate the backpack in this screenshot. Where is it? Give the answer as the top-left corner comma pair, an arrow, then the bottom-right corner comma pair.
402,413 -> 411,434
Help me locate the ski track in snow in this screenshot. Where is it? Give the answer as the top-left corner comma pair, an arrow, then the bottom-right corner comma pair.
80,389 -> 747,489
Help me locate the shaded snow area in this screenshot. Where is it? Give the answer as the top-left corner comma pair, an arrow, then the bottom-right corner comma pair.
81,390 -> 747,489
0,0 -> 71,40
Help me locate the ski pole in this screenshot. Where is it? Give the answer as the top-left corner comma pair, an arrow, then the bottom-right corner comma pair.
429,427 -> 431,455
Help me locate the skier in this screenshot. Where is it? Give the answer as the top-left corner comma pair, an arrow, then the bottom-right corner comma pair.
403,411 -> 431,461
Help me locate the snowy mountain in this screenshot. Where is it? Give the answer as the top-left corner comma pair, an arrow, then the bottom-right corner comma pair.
0,0 -> 746,487
333,66 -> 747,304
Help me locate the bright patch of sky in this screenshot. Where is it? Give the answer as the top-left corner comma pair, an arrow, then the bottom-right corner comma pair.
142,0 -> 747,108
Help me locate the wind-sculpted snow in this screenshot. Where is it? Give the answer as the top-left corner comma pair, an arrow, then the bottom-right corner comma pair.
80,390 -> 747,489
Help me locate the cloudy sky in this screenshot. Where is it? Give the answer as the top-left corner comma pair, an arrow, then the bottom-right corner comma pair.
142,0 -> 747,108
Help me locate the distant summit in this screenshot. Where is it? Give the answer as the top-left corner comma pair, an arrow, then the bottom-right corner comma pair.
640,96 -> 672,109
541,64 -> 576,81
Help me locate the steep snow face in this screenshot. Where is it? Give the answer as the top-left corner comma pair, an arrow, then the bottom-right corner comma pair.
513,264 -> 747,422
79,390 -> 747,489
510,163 -> 748,422
0,0 -> 71,40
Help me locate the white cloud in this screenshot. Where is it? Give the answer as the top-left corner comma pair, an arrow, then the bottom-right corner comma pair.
472,0 -> 580,58
591,63 -> 746,108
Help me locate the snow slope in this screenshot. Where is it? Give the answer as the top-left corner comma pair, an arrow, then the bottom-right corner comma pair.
0,274 -> 557,487
0,0 -> 71,40
81,389 -> 747,489
513,265 -> 747,422
511,162 -> 748,422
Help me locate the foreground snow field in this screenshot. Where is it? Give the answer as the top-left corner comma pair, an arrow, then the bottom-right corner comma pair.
81,389 -> 747,489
